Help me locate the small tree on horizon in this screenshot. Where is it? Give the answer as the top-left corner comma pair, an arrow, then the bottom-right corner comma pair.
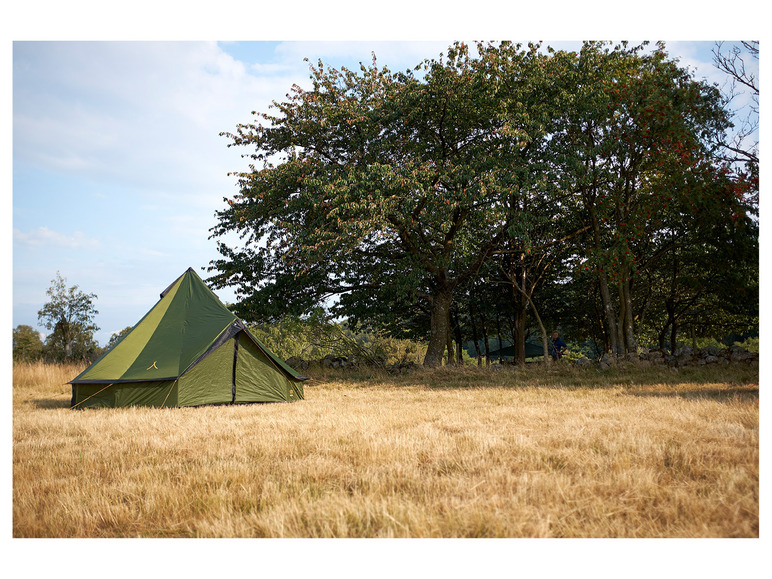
13,324 -> 44,361
37,272 -> 99,361
106,326 -> 133,349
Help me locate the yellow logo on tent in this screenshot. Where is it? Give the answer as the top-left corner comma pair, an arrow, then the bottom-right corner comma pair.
147,361 -> 159,370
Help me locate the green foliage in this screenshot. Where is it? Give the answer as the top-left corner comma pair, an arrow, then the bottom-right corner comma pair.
43,326 -> 101,363
734,337 -> 759,353
248,310 -> 425,366
106,326 -> 133,349
13,325 -> 44,361
247,309 -> 335,361
693,337 -> 726,350
559,347 -> 587,364
209,42 -> 560,365
209,41 -> 758,365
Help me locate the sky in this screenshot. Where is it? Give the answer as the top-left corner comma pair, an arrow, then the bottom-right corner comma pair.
10,38 -> 755,346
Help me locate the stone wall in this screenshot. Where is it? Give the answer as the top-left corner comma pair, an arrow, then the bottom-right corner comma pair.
575,345 -> 759,370
288,346 -> 760,374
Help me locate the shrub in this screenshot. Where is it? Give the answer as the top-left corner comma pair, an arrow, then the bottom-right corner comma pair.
248,310 -> 425,366
734,337 -> 759,353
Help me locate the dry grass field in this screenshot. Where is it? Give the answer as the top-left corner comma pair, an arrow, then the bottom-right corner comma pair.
12,360 -> 758,539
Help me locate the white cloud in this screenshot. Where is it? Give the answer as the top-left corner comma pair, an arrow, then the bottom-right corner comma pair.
14,226 -> 101,250
13,42 -> 298,202
8,40 -> 521,213
249,62 -> 299,75
664,41 -> 722,83
136,248 -> 171,258
274,41 -> 458,71
163,213 -> 215,240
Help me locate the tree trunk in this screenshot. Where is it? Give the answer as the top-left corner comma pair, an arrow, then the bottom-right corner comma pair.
509,274 -> 551,366
621,271 -> 637,354
495,313 -> 503,362
597,272 -> 621,356
670,320 -> 678,355
445,307 -> 455,365
513,307 -> 526,365
451,309 -> 464,365
470,315 -> 483,367
481,317 -> 491,366
513,262 -> 527,365
446,328 -> 455,365
424,289 -> 453,367
58,316 -> 73,359
591,281 -> 610,355
589,204 -> 622,357
658,323 -> 668,351
667,241 -> 679,355
531,302 -> 552,366
659,298 -> 676,353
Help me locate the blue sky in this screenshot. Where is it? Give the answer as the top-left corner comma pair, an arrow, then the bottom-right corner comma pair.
11,41 -> 461,344
10,39 -> 755,346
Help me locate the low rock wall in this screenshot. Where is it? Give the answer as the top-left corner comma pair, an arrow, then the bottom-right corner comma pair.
288,346 -> 759,374
575,345 -> 759,370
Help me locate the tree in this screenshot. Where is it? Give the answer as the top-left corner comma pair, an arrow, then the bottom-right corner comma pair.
634,171 -> 758,352
209,43 -> 556,366
209,41 -> 755,364
106,326 -> 133,349
555,42 -> 731,356
712,41 -> 758,166
13,325 -> 44,361
712,41 -> 758,272
37,272 -> 99,361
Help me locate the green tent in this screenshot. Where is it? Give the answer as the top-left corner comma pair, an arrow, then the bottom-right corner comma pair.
69,268 -> 306,409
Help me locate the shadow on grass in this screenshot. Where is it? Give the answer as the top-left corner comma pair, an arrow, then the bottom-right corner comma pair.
29,398 -> 71,410
624,386 -> 759,403
305,363 -> 759,393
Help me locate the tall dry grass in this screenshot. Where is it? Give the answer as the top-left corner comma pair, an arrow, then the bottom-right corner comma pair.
13,361 -> 758,537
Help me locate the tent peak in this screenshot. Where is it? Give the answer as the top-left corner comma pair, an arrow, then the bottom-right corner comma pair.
160,267 -> 202,298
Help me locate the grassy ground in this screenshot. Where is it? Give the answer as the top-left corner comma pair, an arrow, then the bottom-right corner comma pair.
12,361 -> 758,538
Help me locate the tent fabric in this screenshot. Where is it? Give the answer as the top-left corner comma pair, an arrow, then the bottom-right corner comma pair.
234,337 -> 302,403
71,380 -> 177,409
69,268 -> 305,409
176,337 -> 234,407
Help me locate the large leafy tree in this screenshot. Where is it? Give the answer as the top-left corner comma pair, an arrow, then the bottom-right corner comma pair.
210,41 -> 755,365
209,43 -> 555,366
37,272 -> 99,361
